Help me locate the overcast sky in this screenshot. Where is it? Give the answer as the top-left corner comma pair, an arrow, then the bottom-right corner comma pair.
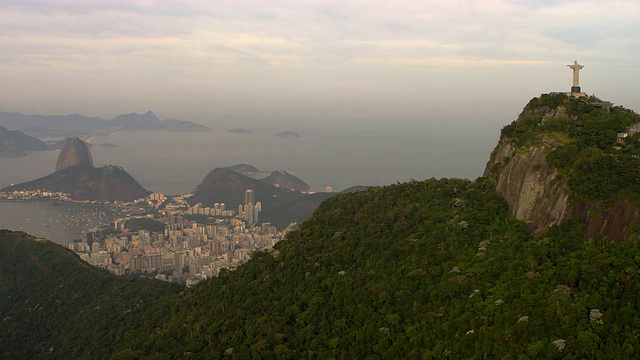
1,0 -> 639,127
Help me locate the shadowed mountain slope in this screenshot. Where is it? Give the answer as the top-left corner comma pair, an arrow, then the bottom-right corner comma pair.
3,164 -> 149,202
0,125 -> 48,156
0,230 -> 182,360
189,167 -> 332,229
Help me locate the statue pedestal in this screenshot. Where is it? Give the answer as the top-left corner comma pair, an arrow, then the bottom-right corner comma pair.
571,86 -> 581,93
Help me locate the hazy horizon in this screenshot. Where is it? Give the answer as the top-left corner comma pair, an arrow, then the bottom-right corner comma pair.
1,1 -> 638,129
0,119 -> 500,194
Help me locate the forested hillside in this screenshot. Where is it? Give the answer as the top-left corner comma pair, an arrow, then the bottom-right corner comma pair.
145,178 -> 640,359
0,231 -> 182,359
0,94 -> 640,360
3,128 -> 640,358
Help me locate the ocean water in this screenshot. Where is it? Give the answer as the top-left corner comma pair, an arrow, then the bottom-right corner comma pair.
0,201 -> 120,245
0,121 -> 502,244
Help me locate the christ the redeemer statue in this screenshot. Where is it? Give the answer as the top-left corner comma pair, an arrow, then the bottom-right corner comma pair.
567,60 -> 584,93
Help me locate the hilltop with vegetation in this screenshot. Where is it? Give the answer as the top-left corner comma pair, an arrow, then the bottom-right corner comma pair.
229,163 -> 259,175
485,93 -> 640,240
2,94 -> 640,358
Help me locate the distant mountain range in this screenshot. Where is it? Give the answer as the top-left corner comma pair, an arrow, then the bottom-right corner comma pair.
0,110 -> 210,138
0,127 -> 102,158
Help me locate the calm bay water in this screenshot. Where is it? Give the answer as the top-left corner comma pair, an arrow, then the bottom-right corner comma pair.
0,121 -> 502,244
0,201 -> 120,245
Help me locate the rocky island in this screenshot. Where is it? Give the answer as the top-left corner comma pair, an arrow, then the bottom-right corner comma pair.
274,131 -> 300,138
228,127 -> 253,134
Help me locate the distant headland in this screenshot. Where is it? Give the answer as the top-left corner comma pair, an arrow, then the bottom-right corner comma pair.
274,131 -> 300,138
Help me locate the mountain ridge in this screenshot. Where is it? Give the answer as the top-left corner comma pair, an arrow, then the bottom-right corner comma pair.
0,110 -> 211,138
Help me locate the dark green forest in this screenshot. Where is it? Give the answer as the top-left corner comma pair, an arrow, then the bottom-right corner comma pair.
0,230 -> 182,360
3,177 -> 640,359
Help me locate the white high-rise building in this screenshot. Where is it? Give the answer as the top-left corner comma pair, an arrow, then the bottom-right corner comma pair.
244,189 -> 255,205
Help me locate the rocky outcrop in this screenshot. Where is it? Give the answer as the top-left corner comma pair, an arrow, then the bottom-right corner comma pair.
55,137 -> 93,172
576,201 -> 640,241
484,135 -> 573,236
485,101 -> 640,241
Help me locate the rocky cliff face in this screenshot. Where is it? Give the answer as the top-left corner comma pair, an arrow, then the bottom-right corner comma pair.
484,134 -> 573,236
485,99 -> 640,241
55,137 -> 93,172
